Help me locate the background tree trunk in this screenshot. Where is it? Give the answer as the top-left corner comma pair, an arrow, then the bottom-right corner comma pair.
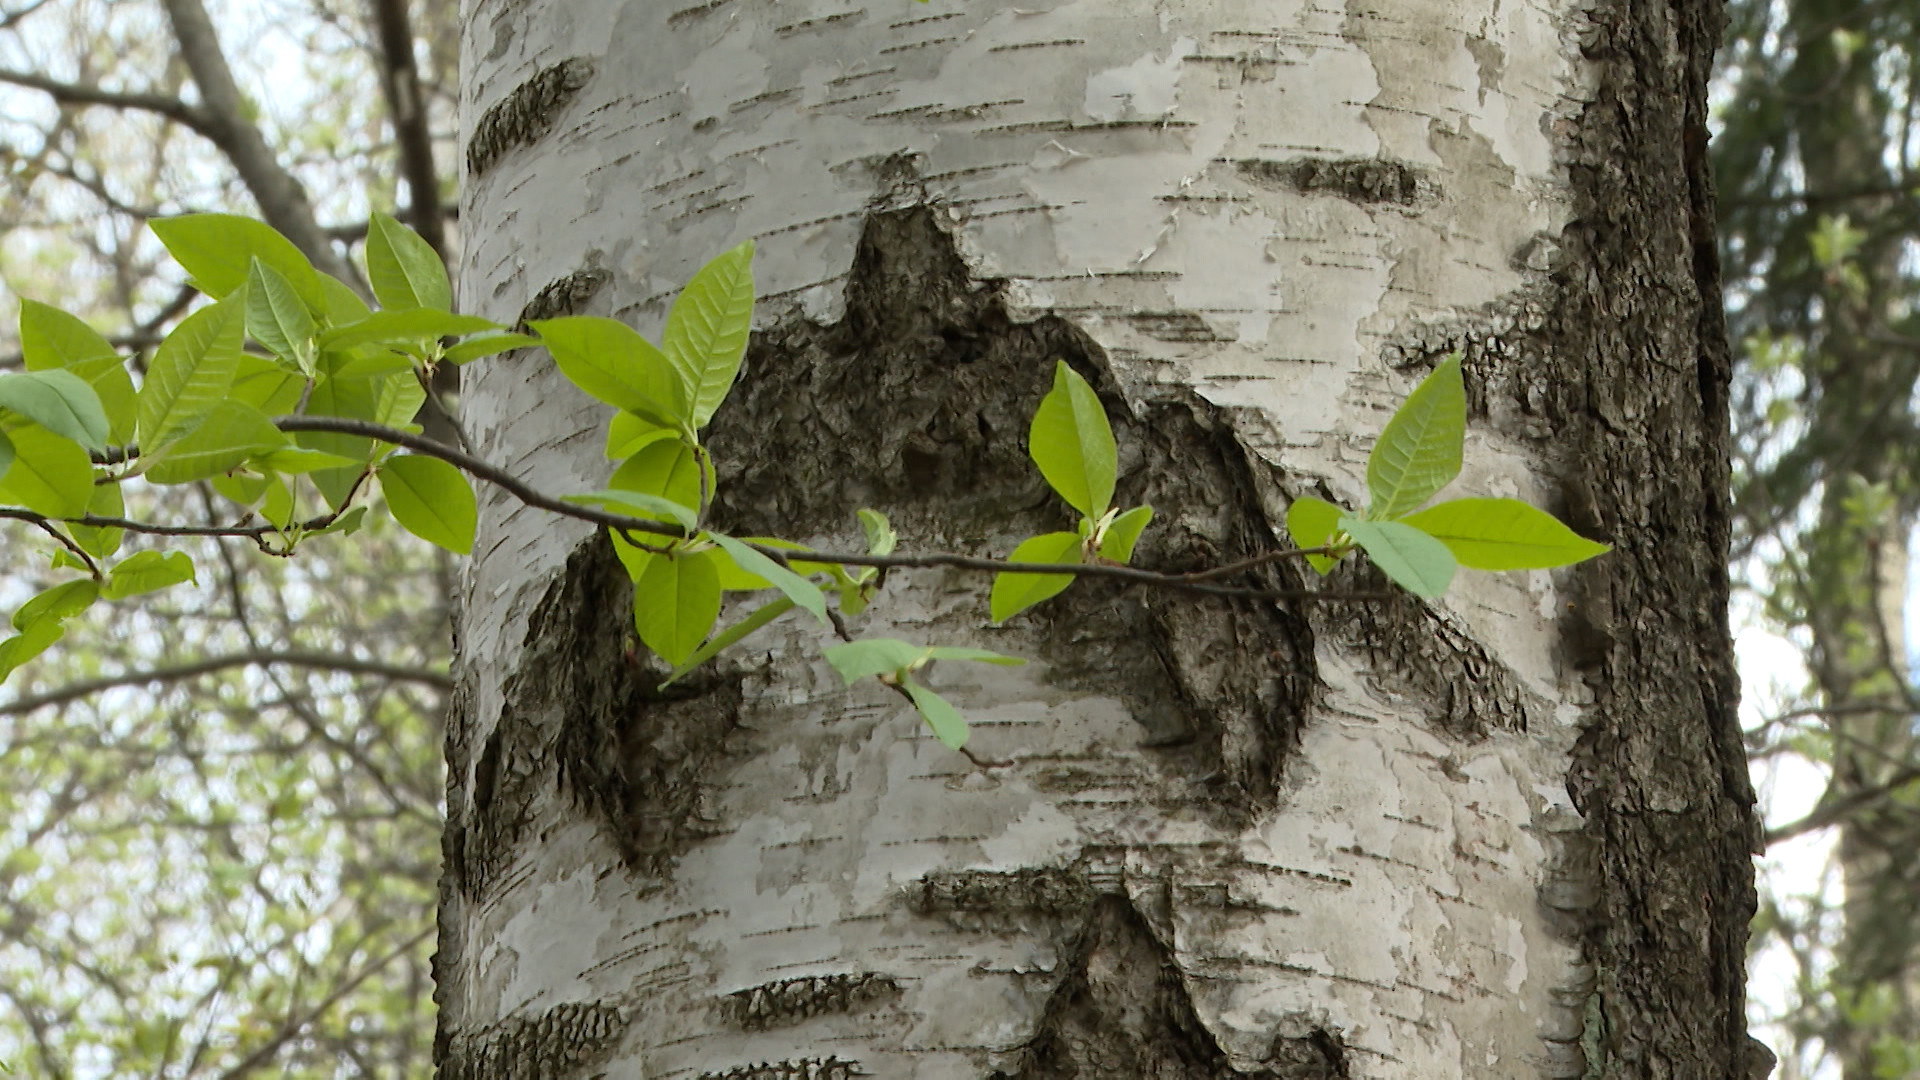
439,1 -> 1758,1076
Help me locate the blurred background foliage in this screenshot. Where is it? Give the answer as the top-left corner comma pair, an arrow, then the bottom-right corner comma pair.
0,0 -> 1916,1075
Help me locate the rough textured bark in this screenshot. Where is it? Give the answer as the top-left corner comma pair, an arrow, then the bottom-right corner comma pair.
441,1 -> 1758,1077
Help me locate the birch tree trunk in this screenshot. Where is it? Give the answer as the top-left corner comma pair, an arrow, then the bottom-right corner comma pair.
438,0 -> 1760,1077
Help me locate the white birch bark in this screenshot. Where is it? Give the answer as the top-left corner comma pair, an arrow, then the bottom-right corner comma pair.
443,1 -> 1679,1076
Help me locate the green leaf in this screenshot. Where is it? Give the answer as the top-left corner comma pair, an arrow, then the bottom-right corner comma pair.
319,309 -> 501,352
660,595 -> 796,687
0,617 -> 67,683
990,531 -> 1081,623
606,411 -> 675,459
103,551 -> 197,599
143,401 -> 290,485
253,447 -> 361,474
903,678 -> 970,749
230,355 -> 306,414
13,578 -> 98,632
138,295 -> 245,449
633,550 -> 722,665
1339,516 -> 1456,598
1366,353 -> 1464,519
441,333 -> 539,365
706,533 -> 828,625
0,370 -> 110,452
0,425 -> 93,517
566,490 -> 698,532
245,258 -> 317,369
923,646 -> 1026,666
1098,504 -> 1153,564
70,481 -> 123,558
0,428 -> 12,483
151,213 -> 322,309
825,638 -> 928,685
662,241 -> 754,427
373,370 -> 428,427
19,300 -> 118,368
381,454 -> 477,554
1399,497 -> 1611,570
318,272 -> 371,326
610,437 -> 705,510
531,316 -> 688,430
1029,360 -> 1117,518
1286,496 -> 1346,574
859,508 -> 897,556
365,211 -> 453,311
297,375 -> 382,509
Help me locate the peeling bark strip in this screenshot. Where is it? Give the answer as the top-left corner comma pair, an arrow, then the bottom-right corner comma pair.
719,973 -> 902,1031
466,57 -> 594,179
517,267 -> 611,330
910,866 -> 1095,915
699,1057 -> 866,1080
439,1002 -> 627,1080
1233,156 -> 1431,207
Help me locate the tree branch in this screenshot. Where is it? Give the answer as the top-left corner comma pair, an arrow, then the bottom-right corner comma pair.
0,649 -> 451,716
0,66 -> 214,134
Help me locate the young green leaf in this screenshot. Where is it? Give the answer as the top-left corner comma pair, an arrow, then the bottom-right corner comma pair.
606,412 -> 674,459
381,454 -> 477,555
1338,516 -> 1457,598
297,374 -> 384,509
138,294 -> 245,449
902,679 -> 970,749
13,578 -> 99,632
70,482 -> 124,558
318,272 -> 371,326
318,309 -> 501,353
151,213 -> 322,310
0,424 -> 93,517
245,258 -> 317,369
1399,497 -> 1611,570
706,533 -> 828,625
531,316 -> 689,430
633,550 -> 722,665
989,531 -> 1081,623
1029,360 -> 1118,518
709,537 -> 821,590
1366,353 -> 1464,520
566,490 -> 698,532
231,355 -> 306,414
663,241 -> 754,427
365,211 -> 453,312
19,300 -> 118,369
922,646 -> 1027,666
441,333 -> 539,365
1286,496 -> 1346,574
0,370 -> 111,452
0,617 -> 67,683
1097,504 -> 1153,564
824,638 -> 928,685
859,508 -> 897,557
103,551 -> 197,600
660,595 -> 796,688
610,438 -> 705,511
143,401 -> 290,485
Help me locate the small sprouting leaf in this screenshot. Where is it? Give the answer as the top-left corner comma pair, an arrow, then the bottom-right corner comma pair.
633,550 -> 722,665
138,294 -> 245,449
103,551 -> 197,600
610,438 -> 705,510
381,454 -> 477,554
1399,497 -> 1611,570
923,646 -> 1026,666
902,679 -> 969,749
1098,504 -> 1153,564
0,425 -> 93,517
151,213 -> 322,309
1339,516 -> 1456,598
606,411 -> 674,459
825,638 -> 928,685
707,533 -> 828,624
365,211 -> 453,312
441,333 -> 539,365
663,241 -> 754,427
143,401 -> 290,485
0,370 -> 110,452
1286,496 -> 1346,574
661,595 -> 796,687
531,316 -> 689,430
566,490 -> 698,532
1029,360 -> 1118,518
859,508 -> 897,557
319,309 -> 502,353
70,482 -> 123,558
1366,353 -> 1465,520
13,578 -> 98,632
990,531 -> 1080,623
245,258 -> 317,369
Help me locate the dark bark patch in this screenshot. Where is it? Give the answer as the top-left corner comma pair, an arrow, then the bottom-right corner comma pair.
467,57 -> 595,179
706,198 -> 1318,826
699,1057 -> 865,1080
911,866 -> 1097,917
517,267 -> 612,330
991,896 -> 1349,1079
1233,156 -> 1431,207
718,972 -> 902,1031
439,1001 -> 627,1080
